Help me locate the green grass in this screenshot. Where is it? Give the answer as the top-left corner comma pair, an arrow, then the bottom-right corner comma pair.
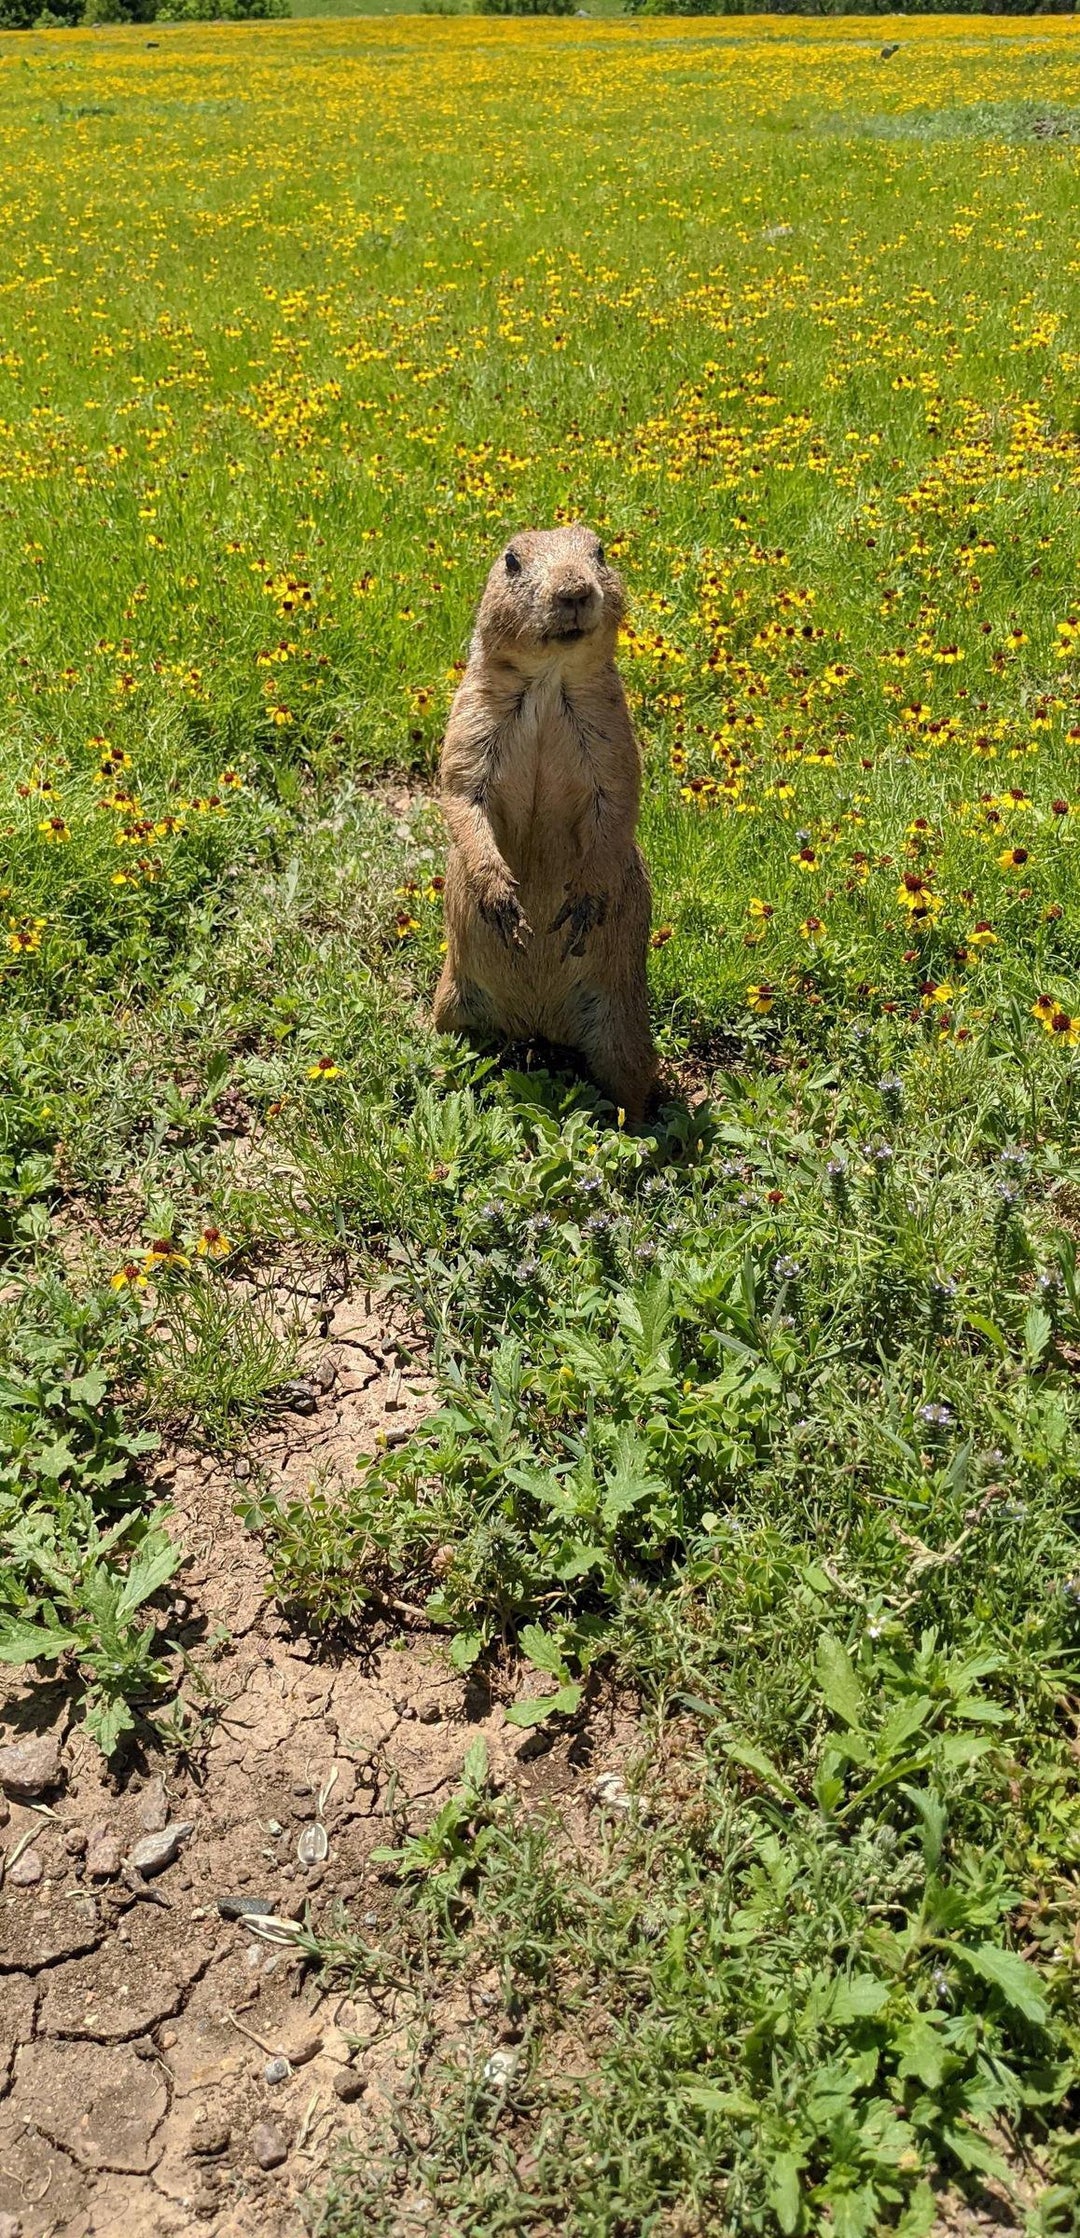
1,11 -> 1080,2230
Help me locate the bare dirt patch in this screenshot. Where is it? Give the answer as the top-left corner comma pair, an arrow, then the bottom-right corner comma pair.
0,1283 -> 636,2238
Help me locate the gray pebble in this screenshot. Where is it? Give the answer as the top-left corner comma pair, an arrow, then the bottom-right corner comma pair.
264,2056 -> 290,2086
218,1893 -> 275,1920
129,1821 -> 193,1877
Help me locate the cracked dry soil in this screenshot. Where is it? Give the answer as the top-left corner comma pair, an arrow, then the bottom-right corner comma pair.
1,1284 -> 635,2238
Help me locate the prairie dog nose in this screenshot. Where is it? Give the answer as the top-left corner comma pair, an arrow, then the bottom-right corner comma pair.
555,573 -> 592,606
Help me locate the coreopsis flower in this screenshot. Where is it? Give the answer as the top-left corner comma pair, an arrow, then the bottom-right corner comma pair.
746,983 -> 775,1014
6,917 -> 45,955
195,1225 -> 232,1258
143,1237 -> 190,1271
307,1055 -> 341,1079
111,1260 -> 148,1291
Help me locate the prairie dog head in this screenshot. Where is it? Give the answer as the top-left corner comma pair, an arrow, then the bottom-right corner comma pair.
473,523 -> 625,669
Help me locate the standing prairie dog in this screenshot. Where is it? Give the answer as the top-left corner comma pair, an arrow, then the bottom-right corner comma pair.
434,523 -> 658,1124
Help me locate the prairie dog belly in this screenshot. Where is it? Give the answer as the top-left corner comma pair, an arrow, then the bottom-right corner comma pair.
490,674 -> 596,907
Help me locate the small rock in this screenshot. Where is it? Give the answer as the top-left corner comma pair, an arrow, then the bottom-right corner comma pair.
129,1821 -> 193,1877
291,1779 -> 313,1799
0,2212 -> 23,2238
590,1771 -> 630,1814
160,2028 -> 178,2050
267,1821 -> 285,1839
482,2048 -> 518,2089
277,1378 -> 317,1417
0,1796 -> 8,1829
64,1827 -> 87,1857
217,1894 -> 275,1921
6,1848 -> 43,1888
233,1456 -> 252,1481
138,1777 -> 169,1834
333,2067 -> 367,2103
311,1352 -> 338,1393
0,1735 -> 62,1800
279,2029 -> 322,2068
191,2121 -> 231,2158
86,1824 -> 122,1880
264,2057 -> 290,2086
252,2121 -> 289,2170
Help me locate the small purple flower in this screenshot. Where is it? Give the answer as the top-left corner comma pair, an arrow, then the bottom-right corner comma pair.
773,1255 -> 802,1285
919,1401 -> 953,1433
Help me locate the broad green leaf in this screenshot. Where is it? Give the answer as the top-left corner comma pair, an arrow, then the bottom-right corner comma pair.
767,2151 -> 802,2236
877,1694 -> 935,1759
448,1629 -> 483,1674
116,1532 -> 181,1621
68,1366 -> 108,1407
899,1783 -> 946,1872
955,1942 -> 1049,2028
519,1622 -> 568,1678
723,1740 -> 798,1805
816,1633 -> 864,1728
84,1687 -> 135,1759
892,2015 -> 947,2089
831,1974 -> 890,2024
682,2085 -> 759,2120
1023,1303 -> 1053,1366
35,1438 -> 77,1483
964,1311 -> 1006,1355
462,1738 -> 488,1790
896,2183 -> 937,2238
600,1427 -> 666,1526
0,1617 -> 79,1664
505,1683 -> 581,1729
941,2123 -> 1011,2182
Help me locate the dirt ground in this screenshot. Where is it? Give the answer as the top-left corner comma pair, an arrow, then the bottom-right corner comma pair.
0,1284 -> 635,2238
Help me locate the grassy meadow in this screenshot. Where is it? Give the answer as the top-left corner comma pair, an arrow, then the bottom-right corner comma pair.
2,11 -> 1080,2232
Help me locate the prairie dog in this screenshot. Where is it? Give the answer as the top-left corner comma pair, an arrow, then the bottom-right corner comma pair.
434,524 -> 657,1124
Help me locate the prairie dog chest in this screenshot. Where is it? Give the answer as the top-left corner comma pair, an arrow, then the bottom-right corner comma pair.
494,671 -> 597,872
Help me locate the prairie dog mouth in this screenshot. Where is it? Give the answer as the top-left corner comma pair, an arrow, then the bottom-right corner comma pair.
546,625 -> 588,645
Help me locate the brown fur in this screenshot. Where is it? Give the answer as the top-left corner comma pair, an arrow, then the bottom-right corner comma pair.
434,523 -> 657,1123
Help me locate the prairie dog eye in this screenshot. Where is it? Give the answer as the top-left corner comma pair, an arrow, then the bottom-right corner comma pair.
594,543 -> 606,566
504,549 -> 522,578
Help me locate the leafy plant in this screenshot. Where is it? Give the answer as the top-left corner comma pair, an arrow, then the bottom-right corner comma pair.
0,1509 -> 182,1756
